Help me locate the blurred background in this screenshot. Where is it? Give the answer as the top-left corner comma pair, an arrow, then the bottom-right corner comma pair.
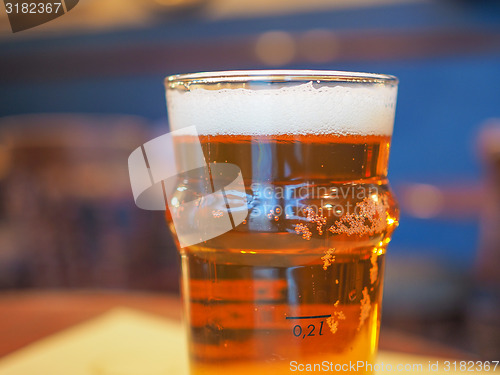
0,0 -> 500,359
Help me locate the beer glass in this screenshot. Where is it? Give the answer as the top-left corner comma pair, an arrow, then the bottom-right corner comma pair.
165,70 -> 398,375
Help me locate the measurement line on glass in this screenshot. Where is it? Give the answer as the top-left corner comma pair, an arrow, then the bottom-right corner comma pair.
285,314 -> 331,320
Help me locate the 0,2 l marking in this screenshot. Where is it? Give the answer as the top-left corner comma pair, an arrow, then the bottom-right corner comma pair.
286,314 -> 330,339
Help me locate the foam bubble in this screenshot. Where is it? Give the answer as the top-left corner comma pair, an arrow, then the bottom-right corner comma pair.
166,82 -> 397,136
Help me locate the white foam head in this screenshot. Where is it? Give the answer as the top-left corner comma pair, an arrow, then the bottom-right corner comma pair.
166,81 -> 397,136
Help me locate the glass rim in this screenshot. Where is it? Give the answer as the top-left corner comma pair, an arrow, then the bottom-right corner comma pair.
166,69 -> 398,86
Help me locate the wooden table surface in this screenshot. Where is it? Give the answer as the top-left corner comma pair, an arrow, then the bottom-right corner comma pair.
0,290 -> 474,360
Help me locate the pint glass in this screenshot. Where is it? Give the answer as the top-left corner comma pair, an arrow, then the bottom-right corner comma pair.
165,70 -> 398,375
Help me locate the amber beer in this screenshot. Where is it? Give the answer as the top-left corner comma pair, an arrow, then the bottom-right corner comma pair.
165,71 -> 399,375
